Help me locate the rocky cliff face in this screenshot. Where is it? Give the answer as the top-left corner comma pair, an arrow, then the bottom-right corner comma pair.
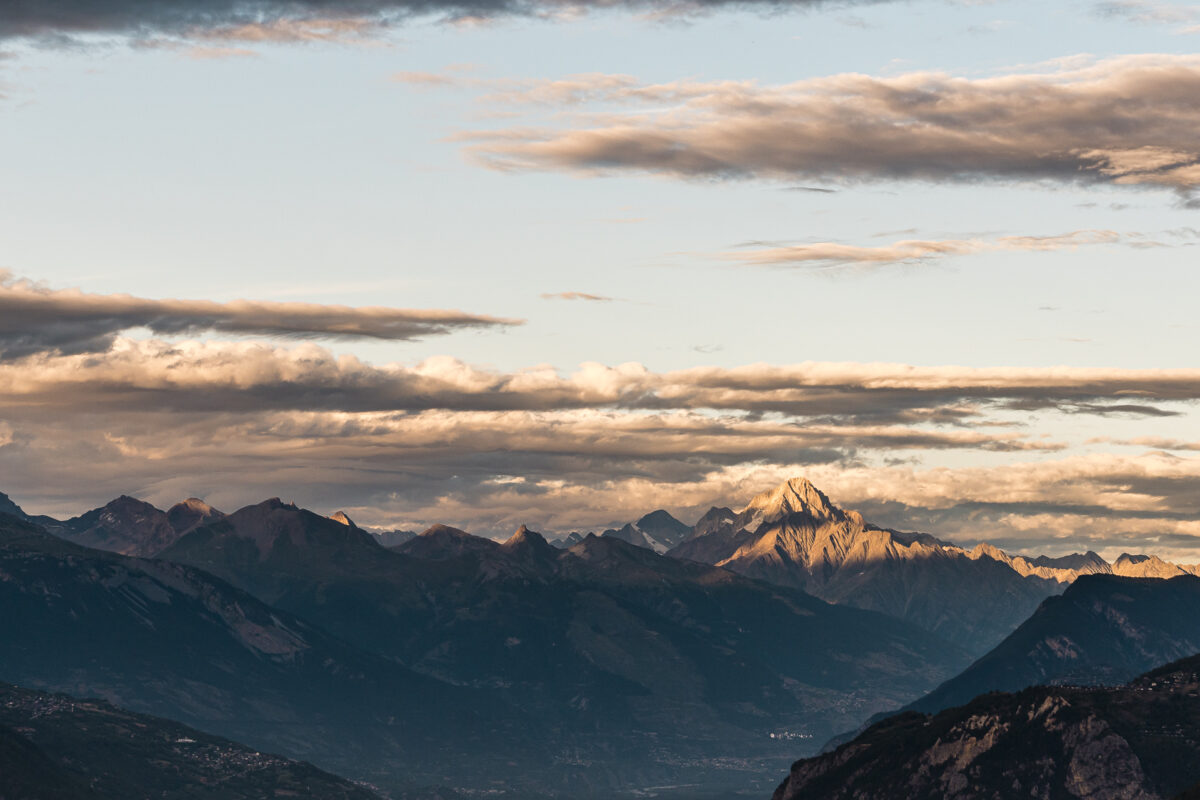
773,654 -> 1200,800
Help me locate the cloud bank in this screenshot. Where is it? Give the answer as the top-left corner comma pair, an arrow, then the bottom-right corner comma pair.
460,56 -> 1200,200
3,330 -> 1200,559
0,272 -> 520,359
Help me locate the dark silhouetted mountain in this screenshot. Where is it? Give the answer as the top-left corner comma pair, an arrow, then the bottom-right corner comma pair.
669,477 -> 1062,654
772,653 -> 1200,800
0,682 -> 380,800
896,573 -> 1200,718
160,504 -> 971,795
0,513 -> 538,796
0,491 -> 28,521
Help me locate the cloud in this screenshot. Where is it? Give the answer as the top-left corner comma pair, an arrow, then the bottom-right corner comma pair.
540,291 -> 614,301
4,334 -> 1200,555
0,272 -> 520,359
724,229 -> 1122,269
0,0 -> 891,42
461,55 -> 1200,200
7,339 -> 1200,421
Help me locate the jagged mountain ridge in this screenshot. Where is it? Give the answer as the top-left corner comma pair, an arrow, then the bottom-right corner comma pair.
772,653 -> 1200,800
667,477 -> 1200,654
157,500 -> 972,795
0,682 -> 380,800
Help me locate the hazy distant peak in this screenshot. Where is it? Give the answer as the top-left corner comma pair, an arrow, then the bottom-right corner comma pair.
740,476 -> 840,526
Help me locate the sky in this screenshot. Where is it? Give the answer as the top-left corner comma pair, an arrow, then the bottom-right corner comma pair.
3,0 -> 1200,560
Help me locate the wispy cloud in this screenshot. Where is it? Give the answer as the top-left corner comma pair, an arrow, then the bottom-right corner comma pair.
1095,1 -> 1200,32
723,229 -> 1123,269
459,55 -> 1200,202
540,291 -> 615,301
0,272 -> 520,359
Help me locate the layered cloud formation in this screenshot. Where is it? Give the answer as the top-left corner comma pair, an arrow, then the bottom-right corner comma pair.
4,272 -> 1200,561
459,56 -> 1200,201
0,272 -> 519,359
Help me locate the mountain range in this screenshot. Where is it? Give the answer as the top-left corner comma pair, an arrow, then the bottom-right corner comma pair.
8,479 -> 1200,797
0,501 -> 968,798
156,501 -> 971,792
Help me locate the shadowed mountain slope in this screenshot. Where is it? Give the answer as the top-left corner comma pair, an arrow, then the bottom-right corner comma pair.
0,682 -> 380,800
0,513 -> 536,795
897,573 -> 1200,718
773,653 -> 1200,800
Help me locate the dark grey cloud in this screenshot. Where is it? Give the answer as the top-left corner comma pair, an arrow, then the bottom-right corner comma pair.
0,0 -> 880,40
0,272 -> 520,359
